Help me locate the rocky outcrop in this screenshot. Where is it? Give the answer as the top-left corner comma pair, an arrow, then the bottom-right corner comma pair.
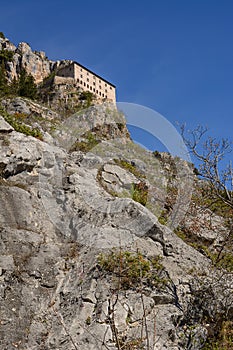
16,42 -> 52,83
0,102 -> 232,349
0,36 -> 57,83
0,115 -> 14,133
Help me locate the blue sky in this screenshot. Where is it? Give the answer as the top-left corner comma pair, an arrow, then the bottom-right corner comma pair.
1,0 -> 233,158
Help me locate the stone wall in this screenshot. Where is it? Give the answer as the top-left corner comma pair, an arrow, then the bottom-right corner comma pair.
53,76 -> 76,85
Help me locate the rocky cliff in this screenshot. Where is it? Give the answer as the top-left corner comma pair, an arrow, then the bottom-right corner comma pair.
0,34 -> 232,350
0,35 -> 103,114
0,96 -> 232,350
0,36 -> 54,83
0,35 -> 74,85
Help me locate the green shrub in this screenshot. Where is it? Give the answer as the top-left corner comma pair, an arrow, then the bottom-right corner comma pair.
118,337 -> 144,349
214,252 -> 233,272
85,316 -> 91,326
0,56 -> 38,99
98,250 -> 166,290
158,216 -> 167,225
0,49 -> 14,96
0,32 -> 5,39
1,109 -> 43,140
203,321 -> 233,349
70,131 -> 99,152
131,181 -> 148,206
0,49 -> 14,63
18,68 -> 38,99
79,91 -> 93,108
174,226 -> 233,272
0,61 -> 9,96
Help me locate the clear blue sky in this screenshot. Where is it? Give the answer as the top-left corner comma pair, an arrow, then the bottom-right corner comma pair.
1,0 -> 233,155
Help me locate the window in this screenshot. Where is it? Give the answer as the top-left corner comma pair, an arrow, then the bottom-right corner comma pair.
99,86 -> 101,90
99,92 -> 101,96
84,82 -> 86,86
77,78 -> 79,82
93,88 -> 95,92
90,86 -> 92,90
87,72 -> 89,75
102,93 -> 104,97
80,74 -> 83,78
93,82 -> 95,86
110,87 -> 112,90
87,78 -> 89,82
80,68 -> 82,72
70,67 -> 72,71
105,89 -> 107,93
99,80 -> 101,83
96,90 -> 98,94
80,80 -> 83,85
105,95 -> 107,98
87,84 -> 89,88
105,83 -> 107,87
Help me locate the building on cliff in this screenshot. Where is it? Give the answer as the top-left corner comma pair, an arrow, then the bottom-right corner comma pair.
55,62 -> 116,104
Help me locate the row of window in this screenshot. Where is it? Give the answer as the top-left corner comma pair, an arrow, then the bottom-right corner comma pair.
79,74 -> 112,90
77,79 -> 108,92
77,79 -> 107,97
60,65 -> 113,90
79,69 -> 102,82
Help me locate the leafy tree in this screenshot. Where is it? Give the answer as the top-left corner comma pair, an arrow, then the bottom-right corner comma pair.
0,48 -> 14,96
0,32 -> 5,39
10,77 -> 19,95
18,68 -> 37,99
0,61 -> 9,96
0,49 -> 13,63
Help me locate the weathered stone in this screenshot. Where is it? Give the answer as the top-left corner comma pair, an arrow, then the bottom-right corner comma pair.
0,116 -> 14,133
0,255 -> 14,271
151,292 -> 175,305
0,96 -> 231,350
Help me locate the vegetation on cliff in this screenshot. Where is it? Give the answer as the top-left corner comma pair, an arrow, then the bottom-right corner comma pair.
0,33 -> 232,349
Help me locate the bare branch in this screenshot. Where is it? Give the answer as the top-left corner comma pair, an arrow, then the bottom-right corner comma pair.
180,124 -> 233,210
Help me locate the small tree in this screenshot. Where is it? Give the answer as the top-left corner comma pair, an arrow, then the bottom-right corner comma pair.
0,48 -> 14,96
0,49 -> 14,63
18,68 -> 37,99
10,77 -> 19,95
79,91 -> 93,108
0,61 -> 9,96
180,125 -> 233,210
180,124 -> 233,348
0,32 -> 5,39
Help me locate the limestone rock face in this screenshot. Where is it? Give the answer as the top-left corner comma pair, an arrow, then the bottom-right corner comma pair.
0,101 -> 232,349
1,36 -> 54,83
16,42 -> 51,83
0,37 -> 16,51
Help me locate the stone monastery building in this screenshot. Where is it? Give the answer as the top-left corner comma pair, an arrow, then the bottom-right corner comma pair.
56,62 -> 116,103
